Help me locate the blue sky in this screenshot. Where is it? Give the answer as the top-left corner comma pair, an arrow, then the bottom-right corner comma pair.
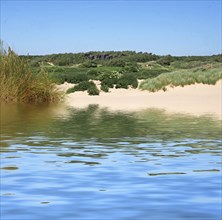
1,0 -> 221,55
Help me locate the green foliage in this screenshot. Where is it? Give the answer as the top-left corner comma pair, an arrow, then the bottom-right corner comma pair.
66,81 -> 91,93
16,49 -> 222,96
140,67 -> 222,92
87,82 -> 100,95
66,87 -> 76,94
170,60 -> 221,69
137,68 -> 170,79
80,61 -> 97,68
98,71 -> 122,88
22,51 -> 161,67
98,71 -> 122,81
157,55 -> 173,66
107,59 -> 126,67
100,83 -> 109,92
100,78 -> 116,88
124,63 -> 139,72
0,44 -> 62,103
86,69 -> 99,79
116,74 -> 138,89
43,53 -> 86,66
66,81 -> 100,95
68,73 -> 88,83
51,68 -> 89,84
21,50 -> 221,70
115,79 -> 128,89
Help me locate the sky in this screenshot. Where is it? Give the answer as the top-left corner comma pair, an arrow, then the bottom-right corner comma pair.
0,0 -> 221,56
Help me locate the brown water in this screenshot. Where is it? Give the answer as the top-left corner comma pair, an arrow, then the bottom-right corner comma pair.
0,103 -> 221,220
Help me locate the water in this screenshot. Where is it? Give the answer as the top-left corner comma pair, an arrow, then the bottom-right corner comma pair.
1,103 -> 221,220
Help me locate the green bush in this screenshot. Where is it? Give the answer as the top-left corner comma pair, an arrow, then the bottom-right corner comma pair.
66,81 -> 100,95
100,78 -> 116,88
116,79 -> 129,89
100,83 -> 109,92
157,55 -> 173,66
87,82 -> 100,95
66,87 -> 76,94
116,74 -> 138,89
98,71 -> 122,88
98,71 -> 122,81
66,81 -> 92,93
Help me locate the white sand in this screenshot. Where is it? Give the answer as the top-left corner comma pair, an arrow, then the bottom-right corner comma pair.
57,80 -> 222,117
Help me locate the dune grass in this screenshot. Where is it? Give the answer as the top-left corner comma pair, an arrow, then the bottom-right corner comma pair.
139,67 -> 222,92
0,45 -> 63,103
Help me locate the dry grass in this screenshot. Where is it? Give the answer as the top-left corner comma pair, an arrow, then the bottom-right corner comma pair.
0,44 -> 63,103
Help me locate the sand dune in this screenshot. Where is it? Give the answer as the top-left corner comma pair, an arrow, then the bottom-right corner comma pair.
57,80 -> 222,117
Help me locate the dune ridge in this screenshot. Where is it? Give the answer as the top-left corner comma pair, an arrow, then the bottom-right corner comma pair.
57,80 -> 222,117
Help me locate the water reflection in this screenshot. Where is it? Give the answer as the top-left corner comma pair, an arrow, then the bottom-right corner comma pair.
1,103 -> 221,141
148,172 -> 187,176
0,103 -> 221,220
1,166 -> 19,170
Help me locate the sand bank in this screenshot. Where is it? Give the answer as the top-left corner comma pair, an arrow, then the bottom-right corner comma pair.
57,80 -> 222,117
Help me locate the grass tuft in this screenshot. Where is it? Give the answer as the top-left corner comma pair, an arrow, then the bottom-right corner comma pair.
0,43 -> 63,103
139,68 -> 222,92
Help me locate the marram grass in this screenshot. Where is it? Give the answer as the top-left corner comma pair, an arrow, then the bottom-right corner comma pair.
0,46 -> 63,103
139,67 -> 222,92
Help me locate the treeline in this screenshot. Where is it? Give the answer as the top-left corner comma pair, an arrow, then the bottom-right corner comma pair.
20,51 -> 222,67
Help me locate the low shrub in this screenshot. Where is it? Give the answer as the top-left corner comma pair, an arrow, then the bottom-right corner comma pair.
100,83 -> 109,92
99,71 -> 122,88
116,74 -> 138,89
87,84 -> 100,95
66,81 -> 92,93
116,80 -> 128,89
66,87 -> 76,94
98,71 -> 122,81
100,78 -> 116,88
66,81 -> 100,95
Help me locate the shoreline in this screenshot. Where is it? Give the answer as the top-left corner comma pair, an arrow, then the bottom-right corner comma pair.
57,80 -> 222,117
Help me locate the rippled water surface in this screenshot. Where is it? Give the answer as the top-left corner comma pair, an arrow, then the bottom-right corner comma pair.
1,104 -> 221,220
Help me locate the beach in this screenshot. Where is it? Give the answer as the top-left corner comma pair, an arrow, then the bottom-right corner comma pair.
57,80 -> 222,117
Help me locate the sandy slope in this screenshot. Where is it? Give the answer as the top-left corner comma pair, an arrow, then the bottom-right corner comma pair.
57,80 -> 222,117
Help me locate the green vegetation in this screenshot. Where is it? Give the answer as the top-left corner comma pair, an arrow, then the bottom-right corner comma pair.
67,81 -> 100,96
2,39 -> 220,102
18,50 -> 222,95
47,67 -> 89,84
87,82 -> 100,95
0,44 -> 62,103
116,74 -> 138,89
140,66 -> 222,92
100,83 -> 109,92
